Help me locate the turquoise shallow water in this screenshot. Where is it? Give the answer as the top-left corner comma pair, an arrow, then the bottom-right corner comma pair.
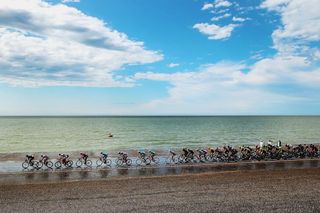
0,116 -> 319,153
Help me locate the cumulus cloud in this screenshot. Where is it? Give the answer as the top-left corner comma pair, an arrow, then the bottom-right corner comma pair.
0,0 -> 162,87
262,0 -> 320,58
193,23 -> 238,40
134,0 -> 320,114
135,56 -> 320,114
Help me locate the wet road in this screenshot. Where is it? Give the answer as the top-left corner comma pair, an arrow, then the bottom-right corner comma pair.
0,158 -> 319,185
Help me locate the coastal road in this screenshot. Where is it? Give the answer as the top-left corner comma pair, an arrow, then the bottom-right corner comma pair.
0,168 -> 319,212
0,158 -> 319,184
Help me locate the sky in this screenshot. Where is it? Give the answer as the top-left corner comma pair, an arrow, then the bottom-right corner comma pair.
0,0 -> 320,115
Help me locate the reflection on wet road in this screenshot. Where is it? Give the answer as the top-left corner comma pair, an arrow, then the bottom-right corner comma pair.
0,159 -> 319,185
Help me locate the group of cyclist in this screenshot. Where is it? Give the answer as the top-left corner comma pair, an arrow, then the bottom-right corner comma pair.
23,141 -> 320,170
169,142 -> 320,163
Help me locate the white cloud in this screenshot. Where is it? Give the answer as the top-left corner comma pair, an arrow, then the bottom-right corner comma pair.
262,0 -> 320,58
214,0 -> 232,8
211,13 -> 231,21
134,55 -> 320,114
202,3 -> 214,10
62,0 -> 80,3
132,0 -> 320,114
263,0 -> 320,41
168,63 -> 180,68
261,0 -> 290,11
202,1 -> 232,10
0,0 -> 162,87
232,17 -> 249,22
193,23 -> 238,40
214,8 -> 229,14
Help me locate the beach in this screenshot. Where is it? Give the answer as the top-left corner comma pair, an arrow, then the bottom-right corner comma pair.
1,165 -> 319,212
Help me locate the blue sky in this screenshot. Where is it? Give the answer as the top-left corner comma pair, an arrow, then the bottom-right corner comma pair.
0,0 -> 319,115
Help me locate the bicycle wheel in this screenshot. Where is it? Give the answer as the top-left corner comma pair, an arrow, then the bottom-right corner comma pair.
76,159 -> 82,167
144,158 -> 151,165
86,160 -> 92,167
32,161 -> 40,169
126,159 -> 132,166
178,155 -> 185,163
96,159 -> 103,167
55,161 -> 61,169
67,160 -> 73,168
200,155 -> 207,162
116,159 -> 123,166
46,161 -> 53,169
22,161 -> 29,169
171,156 -> 179,164
37,161 -> 43,169
136,158 -> 142,166
106,159 -> 112,167
153,157 -> 160,164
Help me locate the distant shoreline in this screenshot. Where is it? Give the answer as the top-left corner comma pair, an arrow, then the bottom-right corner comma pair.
1,115 -> 320,118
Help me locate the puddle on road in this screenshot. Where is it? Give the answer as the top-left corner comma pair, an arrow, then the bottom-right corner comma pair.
0,159 -> 319,185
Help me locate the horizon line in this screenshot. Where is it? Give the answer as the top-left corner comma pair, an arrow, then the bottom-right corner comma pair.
0,115 -> 320,117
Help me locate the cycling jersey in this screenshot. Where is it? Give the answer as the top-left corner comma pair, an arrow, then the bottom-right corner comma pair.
101,152 -> 108,158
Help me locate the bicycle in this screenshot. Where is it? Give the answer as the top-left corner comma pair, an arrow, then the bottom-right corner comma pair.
178,153 -> 196,163
136,152 -> 151,166
116,153 -> 132,166
148,155 -> 160,165
166,151 -> 179,164
38,158 -> 53,169
96,154 -> 112,167
22,158 -> 40,170
55,158 -> 73,169
196,149 -> 209,162
76,158 -> 92,167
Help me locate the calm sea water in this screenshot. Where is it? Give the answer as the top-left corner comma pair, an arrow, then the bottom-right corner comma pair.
0,116 -> 319,153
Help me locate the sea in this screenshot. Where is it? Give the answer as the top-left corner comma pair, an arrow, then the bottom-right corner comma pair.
0,116 -> 320,154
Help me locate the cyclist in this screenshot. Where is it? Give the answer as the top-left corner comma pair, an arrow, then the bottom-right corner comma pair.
187,148 -> 194,159
119,151 -> 128,162
182,148 -> 189,157
138,150 -> 146,159
80,152 -> 88,164
26,154 -> 35,164
100,151 -> 108,159
170,150 -> 176,156
169,150 -> 176,160
199,148 -> 208,159
149,150 -> 156,161
58,153 -> 69,164
40,154 -> 49,165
